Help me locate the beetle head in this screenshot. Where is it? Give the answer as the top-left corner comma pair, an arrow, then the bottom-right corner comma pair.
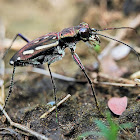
78,23 -> 100,48
79,27 -> 90,39
78,22 -> 90,40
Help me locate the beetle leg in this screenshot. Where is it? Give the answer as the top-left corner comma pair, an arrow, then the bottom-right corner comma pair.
3,33 -> 30,59
47,55 -> 62,65
3,64 -> 16,110
70,49 -> 102,115
16,33 -> 30,43
48,64 -> 58,123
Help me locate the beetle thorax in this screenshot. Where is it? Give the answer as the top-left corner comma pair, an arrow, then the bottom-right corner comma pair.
67,43 -> 76,51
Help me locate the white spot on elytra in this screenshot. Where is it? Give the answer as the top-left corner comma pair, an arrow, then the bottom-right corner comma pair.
23,50 -> 34,55
17,57 -> 21,60
35,41 -> 59,51
10,61 -> 14,65
52,36 -> 56,39
43,36 -> 49,39
34,40 -> 39,43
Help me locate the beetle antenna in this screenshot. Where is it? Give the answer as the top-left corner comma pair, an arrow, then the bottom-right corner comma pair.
95,32 -> 140,61
93,27 -> 137,33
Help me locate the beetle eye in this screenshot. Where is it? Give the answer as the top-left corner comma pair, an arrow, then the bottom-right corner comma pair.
79,27 -> 89,38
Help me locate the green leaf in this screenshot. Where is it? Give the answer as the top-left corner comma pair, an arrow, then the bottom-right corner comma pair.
120,123 -> 133,129
77,131 -> 104,140
77,112 -> 133,140
95,119 -> 109,134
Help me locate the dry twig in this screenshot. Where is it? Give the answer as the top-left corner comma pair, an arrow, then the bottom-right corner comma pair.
136,127 -> 140,139
92,72 -> 140,88
0,60 -> 5,105
5,67 -> 140,88
93,72 -> 137,84
0,105 -> 49,140
93,78 -> 140,88
5,67 -> 79,82
0,18 -> 6,106
40,94 -> 71,118
31,67 -> 77,82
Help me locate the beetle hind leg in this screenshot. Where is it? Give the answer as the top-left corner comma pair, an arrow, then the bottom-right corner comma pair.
3,33 -> 30,59
3,64 -> 16,110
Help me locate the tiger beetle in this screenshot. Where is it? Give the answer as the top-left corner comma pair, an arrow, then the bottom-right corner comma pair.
3,22 -> 139,116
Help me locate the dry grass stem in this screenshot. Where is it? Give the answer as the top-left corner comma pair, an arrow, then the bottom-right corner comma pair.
40,94 -> 71,118
94,79 -> 140,88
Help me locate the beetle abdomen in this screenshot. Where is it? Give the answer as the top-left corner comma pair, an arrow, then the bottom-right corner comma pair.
10,33 -> 59,65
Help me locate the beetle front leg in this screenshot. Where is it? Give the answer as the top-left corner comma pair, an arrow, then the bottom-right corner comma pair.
70,49 -> 102,115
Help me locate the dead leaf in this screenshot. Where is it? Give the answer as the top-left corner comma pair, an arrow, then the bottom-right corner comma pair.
108,96 -> 128,115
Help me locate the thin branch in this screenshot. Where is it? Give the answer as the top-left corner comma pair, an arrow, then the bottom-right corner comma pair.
0,45 -> 6,106
5,67 -> 86,83
93,79 -> 140,88
0,128 -> 22,139
40,94 -> 71,119
0,18 -> 5,43
96,72 -> 136,84
0,85 -> 5,105
0,105 -> 49,140
5,67 -> 140,87
31,67 -> 76,82
136,127 -> 140,139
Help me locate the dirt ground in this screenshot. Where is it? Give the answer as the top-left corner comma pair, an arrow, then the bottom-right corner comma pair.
0,0 -> 140,140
